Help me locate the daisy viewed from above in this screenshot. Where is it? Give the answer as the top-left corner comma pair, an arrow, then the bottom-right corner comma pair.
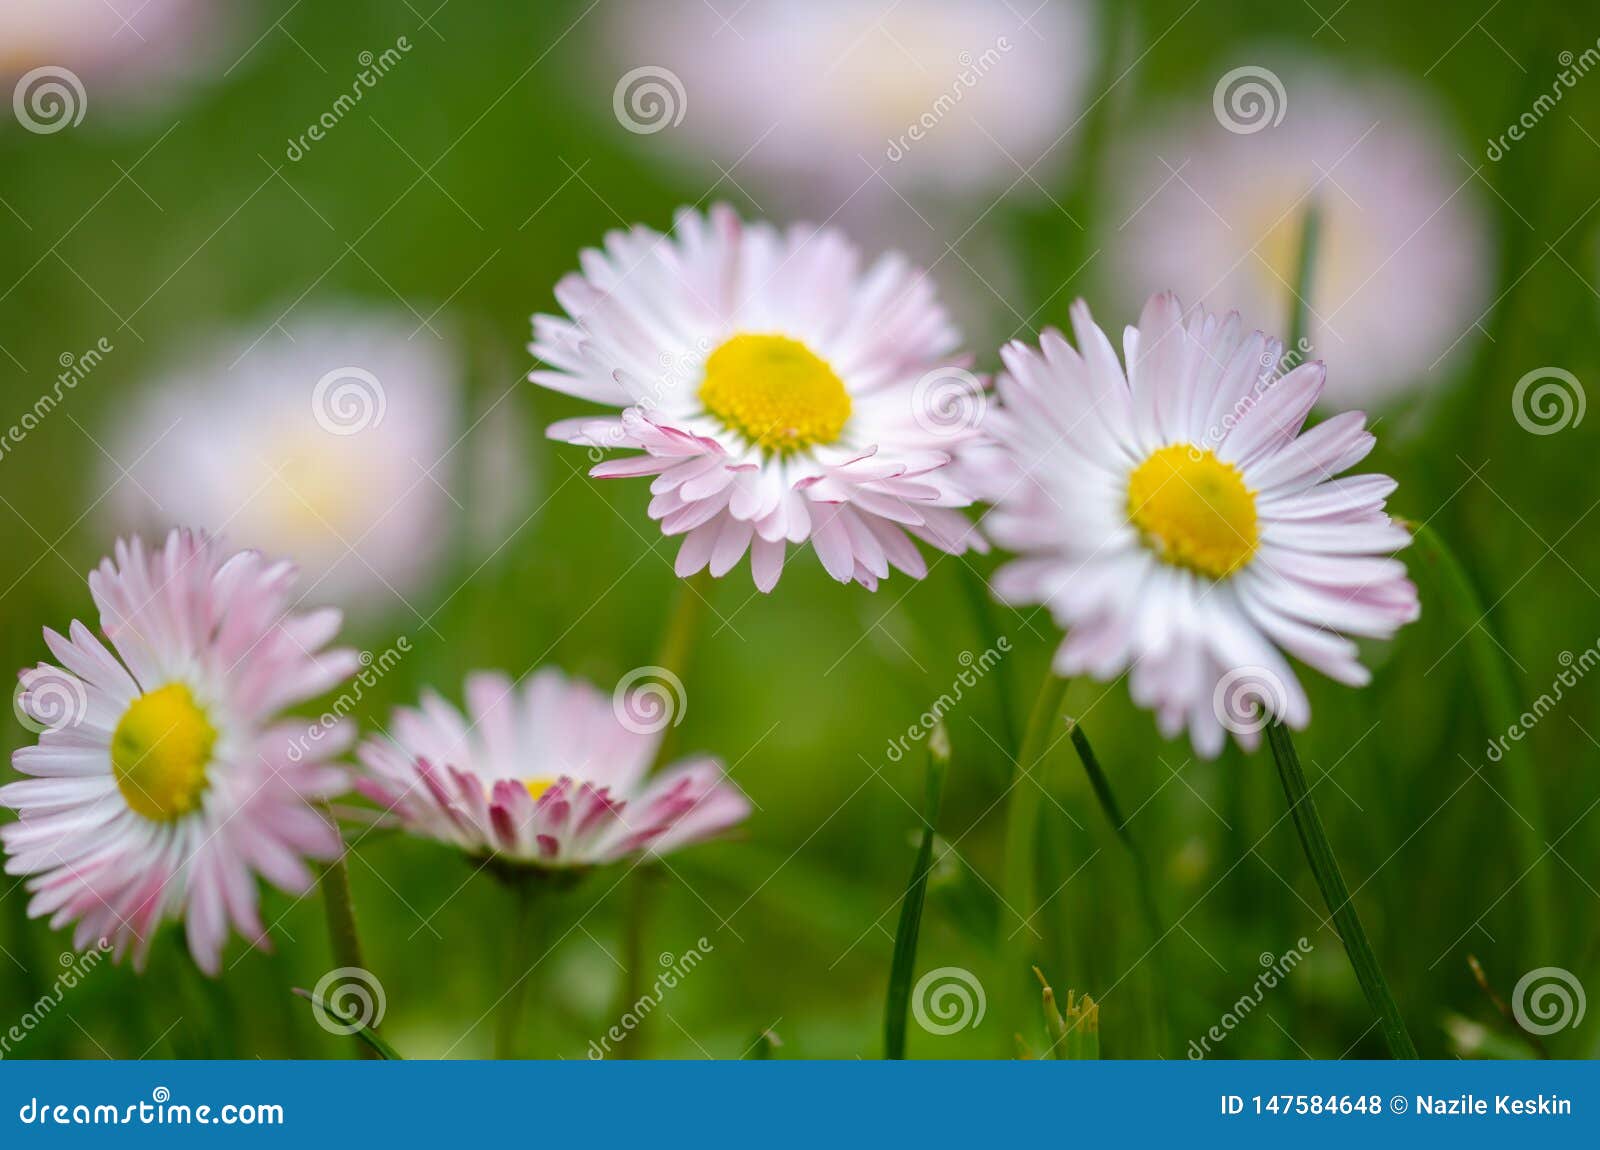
985,292 -> 1420,757
529,204 -> 990,592
355,668 -> 751,868
1,530 -> 358,973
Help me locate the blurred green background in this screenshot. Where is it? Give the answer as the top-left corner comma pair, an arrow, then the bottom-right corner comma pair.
1,0 -> 1597,1060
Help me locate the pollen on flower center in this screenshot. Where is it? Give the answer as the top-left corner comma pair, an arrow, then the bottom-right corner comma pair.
111,683 -> 217,822
697,333 -> 851,453
1127,444 -> 1259,579
522,778 -> 555,801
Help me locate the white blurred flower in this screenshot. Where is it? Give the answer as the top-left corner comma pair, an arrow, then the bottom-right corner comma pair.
1,0 -> 232,117
603,0 -> 1096,205
1110,64 -> 1493,406
107,311 -> 464,614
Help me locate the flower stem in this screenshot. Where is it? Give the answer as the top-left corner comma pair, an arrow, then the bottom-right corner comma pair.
999,671 -> 1070,1039
1266,721 -> 1417,1059
648,569 -> 714,766
1064,718 -> 1171,1053
603,570 -> 716,1057
1406,520 -> 1552,960
1286,200 -> 1322,359
494,878 -> 542,1059
883,724 -> 951,1059
317,809 -> 377,1060
957,564 -> 1019,760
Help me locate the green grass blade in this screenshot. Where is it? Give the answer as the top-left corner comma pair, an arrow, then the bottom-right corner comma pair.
1266,721 -> 1417,1059
292,988 -> 403,1060
883,723 -> 952,1060
999,672 -> 1070,1036
1406,520 -> 1552,959
1065,718 -> 1170,1053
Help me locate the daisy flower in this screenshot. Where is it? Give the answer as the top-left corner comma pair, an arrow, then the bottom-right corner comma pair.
109,310 -> 470,614
1110,64 -> 1492,406
985,292 -> 1420,757
2,0 -> 231,120
530,204 -> 989,592
355,669 -> 750,868
1,530 -> 358,973
602,0 -> 1095,205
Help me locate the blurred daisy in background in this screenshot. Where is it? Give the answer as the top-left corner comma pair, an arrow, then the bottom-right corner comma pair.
108,310 -> 466,617
602,0 -> 1095,206
984,292 -> 1420,757
1,530 -> 357,973
356,668 -> 750,868
1,0 -> 234,123
1109,64 -> 1492,406
531,204 -> 992,592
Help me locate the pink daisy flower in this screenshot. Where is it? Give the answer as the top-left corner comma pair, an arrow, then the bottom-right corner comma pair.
985,292 -> 1420,757
1,530 -> 358,973
355,669 -> 750,868
529,204 -> 989,592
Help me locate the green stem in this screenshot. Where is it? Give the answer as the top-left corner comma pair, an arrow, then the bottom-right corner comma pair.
317,812 -> 377,1061
884,724 -> 951,1059
648,569 -> 713,767
1406,521 -> 1552,960
956,564 -> 1019,761
608,869 -> 654,1060
999,672 -> 1071,1042
1286,200 -> 1322,359
603,570 -> 715,1056
1266,721 -> 1417,1059
494,879 -> 542,1059
1065,718 -> 1171,1053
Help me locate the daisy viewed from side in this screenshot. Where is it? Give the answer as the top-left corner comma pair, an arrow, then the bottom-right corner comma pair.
1,530 -> 358,973
355,668 -> 750,868
985,292 -> 1420,757
530,204 -> 989,591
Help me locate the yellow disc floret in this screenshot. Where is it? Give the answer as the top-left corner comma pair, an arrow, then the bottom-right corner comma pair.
1127,444 -> 1259,579
698,334 -> 851,453
522,778 -> 556,802
111,683 -> 217,822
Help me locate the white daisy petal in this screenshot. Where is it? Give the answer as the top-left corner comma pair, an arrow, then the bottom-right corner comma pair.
2,530 -> 353,972
987,292 -> 1418,757
530,205 -> 994,590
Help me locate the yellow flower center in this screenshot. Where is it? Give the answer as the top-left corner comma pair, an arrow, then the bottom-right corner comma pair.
522,778 -> 556,801
697,334 -> 851,453
1127,445 -> 1259,579
110,683 -> 217,822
